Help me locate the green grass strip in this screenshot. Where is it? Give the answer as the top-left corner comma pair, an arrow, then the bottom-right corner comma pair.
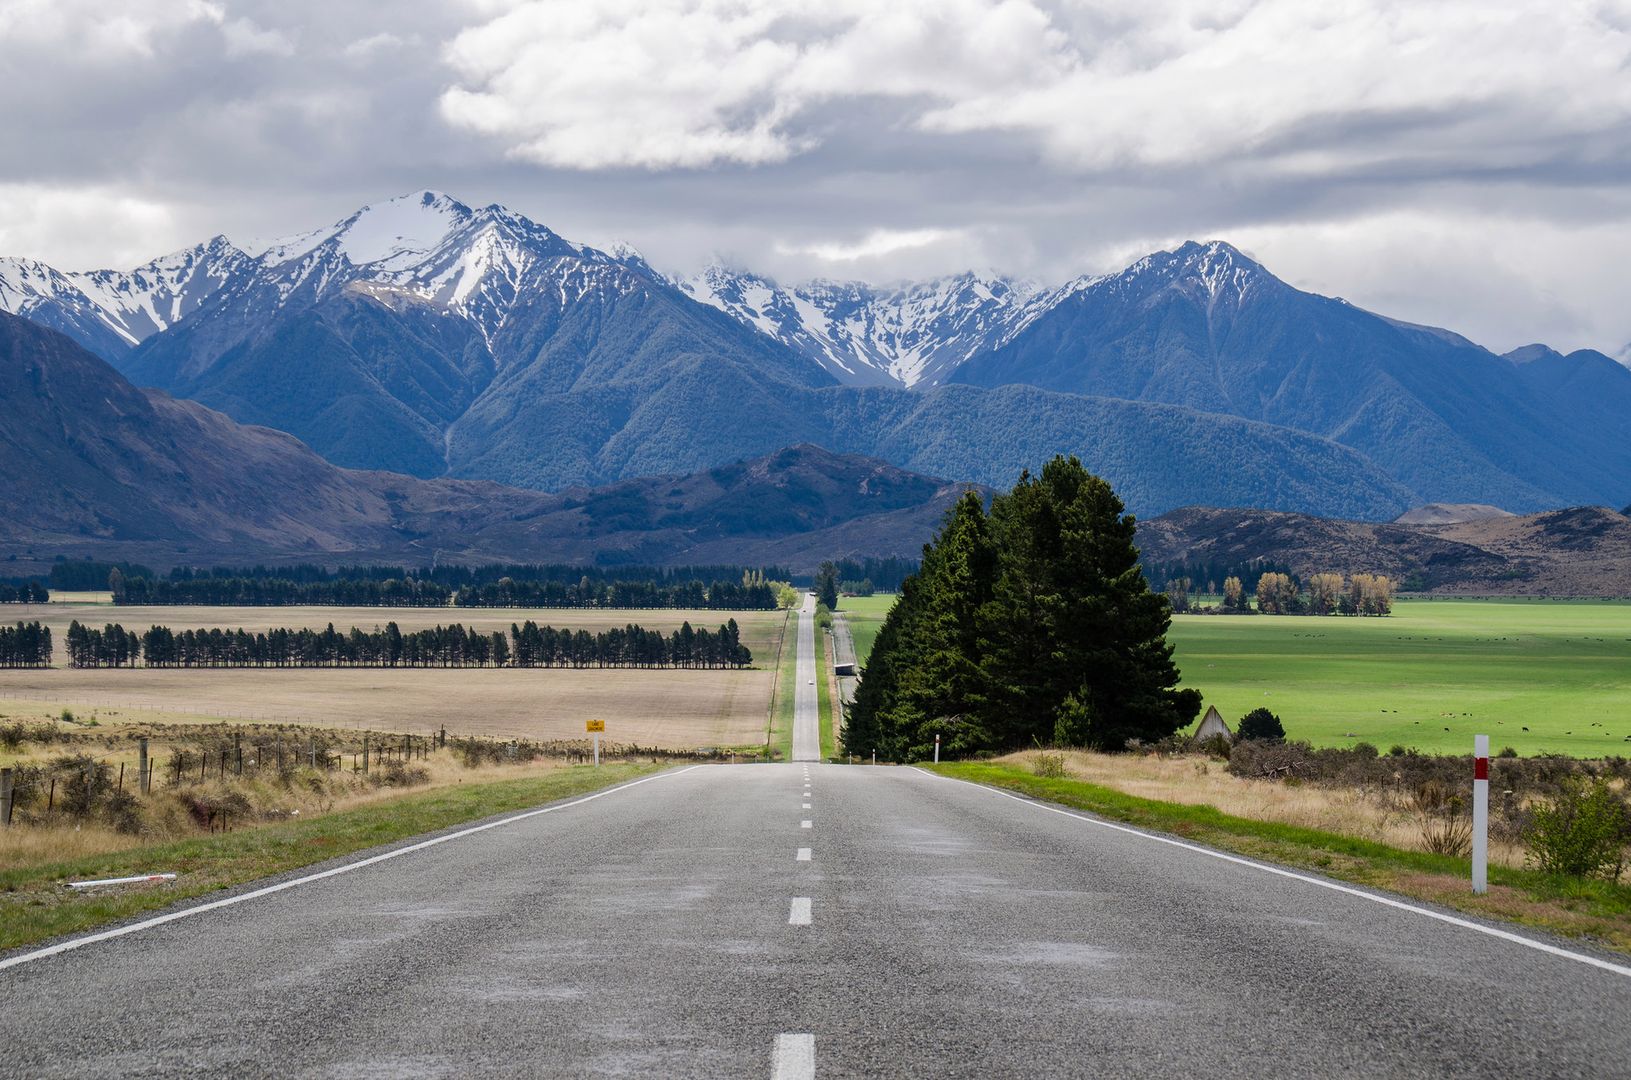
768,608 -> 796,760
816,628 -> 835,759
930,761 -> 1631,949
0,762 -> 660,953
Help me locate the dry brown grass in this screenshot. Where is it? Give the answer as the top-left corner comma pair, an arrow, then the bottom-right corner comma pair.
0,603 -> 788,750
0,665 -> 771,748
0,750 -> 576,872
1003,748 -> 1529,867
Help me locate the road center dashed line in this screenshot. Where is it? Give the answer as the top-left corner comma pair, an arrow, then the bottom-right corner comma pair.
918,768 -> 1631,981
796,848 -> 812,862
789,897 -> 812,926
0,766 -> 706,973
800,820 -> 812,829
773,1033 -> 815,1080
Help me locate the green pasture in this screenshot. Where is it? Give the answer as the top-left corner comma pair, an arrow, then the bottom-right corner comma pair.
839,593 -> 895,670
1174,599 -> 1631,756
848,594 -> 1631,757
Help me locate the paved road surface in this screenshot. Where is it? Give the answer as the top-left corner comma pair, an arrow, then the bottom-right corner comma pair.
4,764 -> 1630,1078
792,593 -> 820,763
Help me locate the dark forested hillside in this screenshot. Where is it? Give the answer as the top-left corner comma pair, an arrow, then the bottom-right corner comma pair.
0,314 -> 978,571
951,242 -> 1631,512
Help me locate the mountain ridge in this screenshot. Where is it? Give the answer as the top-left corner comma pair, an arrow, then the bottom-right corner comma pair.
3,195 -> 1626,521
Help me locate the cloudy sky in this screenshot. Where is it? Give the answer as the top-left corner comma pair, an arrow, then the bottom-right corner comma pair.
1,0 -> 1628,357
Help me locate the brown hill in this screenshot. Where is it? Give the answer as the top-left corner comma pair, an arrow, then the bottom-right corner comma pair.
1139,505 -> 1631,595
1393,503 -> 1515,526
0,313 -> 968,573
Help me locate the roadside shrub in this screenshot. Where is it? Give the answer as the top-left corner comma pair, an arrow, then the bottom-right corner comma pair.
1525,777 -> 1631,880
1227,739 -> 1312,779
376,760 -> 430,788
1497,746 -> 1519,759
1195,734 -> 1233,760
1031,749 -> 1066,779
1410,779 -> 1472,857
1236,708 -> 1285,742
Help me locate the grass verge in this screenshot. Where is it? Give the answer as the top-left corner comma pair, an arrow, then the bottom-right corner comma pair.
0,762 -> 660,954
816,628 -> 835,759
767,609 -> 796,760
931,761 -> 1631,957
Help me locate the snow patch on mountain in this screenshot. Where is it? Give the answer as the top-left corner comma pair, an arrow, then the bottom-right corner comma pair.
679,265 -> 1048,388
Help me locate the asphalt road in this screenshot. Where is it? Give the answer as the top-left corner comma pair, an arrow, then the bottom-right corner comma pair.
792,593 -> 820,763
4,764 -> 1630,1078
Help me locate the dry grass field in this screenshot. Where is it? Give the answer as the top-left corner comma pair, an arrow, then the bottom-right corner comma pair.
0,604 -> 788,750
1001,748 -> 1533,866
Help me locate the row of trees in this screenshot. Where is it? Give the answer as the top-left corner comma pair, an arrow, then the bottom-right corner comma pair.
0,583 -> 49,603
451,577 -> 778,610
844,457 -> 1201,761
64,622 -> 140,667
112,573 -> 779,610
0,622 -> 52,667
115,575 -> 453,607
65,619 -> 752,669
1164,571 -> 1395,615
158,561 -> 789,588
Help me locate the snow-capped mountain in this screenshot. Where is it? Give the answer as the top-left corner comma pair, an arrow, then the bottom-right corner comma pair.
0,237 -> 252,361
680,265 -> 1051,388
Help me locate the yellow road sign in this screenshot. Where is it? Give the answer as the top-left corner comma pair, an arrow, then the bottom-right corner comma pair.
586,719 -> 605,733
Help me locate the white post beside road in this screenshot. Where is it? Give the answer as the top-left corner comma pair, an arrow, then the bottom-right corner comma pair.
1473,734 -> 1489,895
934,734 -> 940,764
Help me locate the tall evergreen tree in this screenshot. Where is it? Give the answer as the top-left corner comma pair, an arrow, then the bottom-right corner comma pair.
814,561 -> 840,611
843,456 -> 1200,760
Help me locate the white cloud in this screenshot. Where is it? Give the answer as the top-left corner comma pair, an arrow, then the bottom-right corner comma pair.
344,31 -> 412,59
438,0 -> 1072,168
438,0 -> 1631,177
0,184 -> 185,270
776,228 -> 961,263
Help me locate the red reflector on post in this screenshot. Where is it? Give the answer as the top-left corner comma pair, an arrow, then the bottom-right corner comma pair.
1474,758 -> 1489,780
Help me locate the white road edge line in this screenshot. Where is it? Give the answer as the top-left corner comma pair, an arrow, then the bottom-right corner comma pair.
917,768 -> 1631,980
796,847 -> 812,862
789,897 -> 812,926
773,1033 -> 816,1080
0,766 -> 707,974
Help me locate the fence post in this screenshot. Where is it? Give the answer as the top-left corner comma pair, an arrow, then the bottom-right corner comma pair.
138,737 -> 149,795
308,738 -> 316,769
1472,734 -> 1489,895
363,736 -> 369,774
1,767 -> 12,827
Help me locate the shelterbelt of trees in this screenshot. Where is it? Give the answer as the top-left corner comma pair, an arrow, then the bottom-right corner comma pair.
0,621 -> 52,667
845,457 -> 1201,762
0,583 -> 50,603
110,573 -> 780,610
63,619 -> 752,670
1163,571 -> 1395,615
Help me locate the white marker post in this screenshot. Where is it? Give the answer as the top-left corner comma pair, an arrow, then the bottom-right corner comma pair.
587,719 -> 605,767
934,734 -> 940,764
1472,734 -> 1489,895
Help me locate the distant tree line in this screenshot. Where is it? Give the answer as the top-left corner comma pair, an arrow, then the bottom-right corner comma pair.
451,575 -> 777,610
159,561 -> 789,588
112,573 -> 780,610
845,457 -> 1200,761
0,622 -> 52,667
1141,558 -> 1296,598
65,619 -> 751,669
116,576 -> 454,607
1164,571 -> 1394,615
0,583 -> 49,603
828,556 -> 916,593
47,560 -> 154,591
